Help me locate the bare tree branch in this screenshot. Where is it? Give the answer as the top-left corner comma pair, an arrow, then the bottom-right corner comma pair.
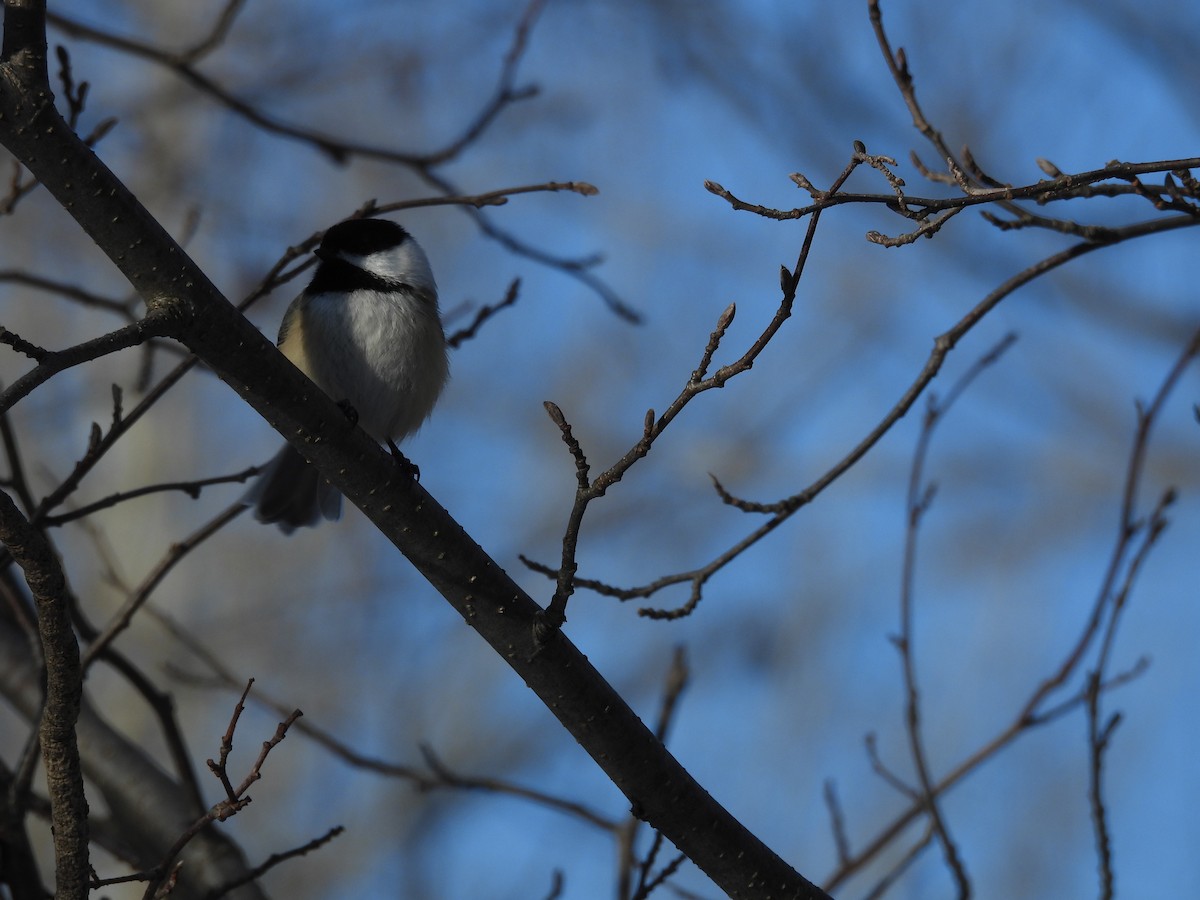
547,211 -> 1194,617
0,488 -> 88,899
44,2 -> 628,317
890,335 -> 1018,898
822,325 -> 1199,892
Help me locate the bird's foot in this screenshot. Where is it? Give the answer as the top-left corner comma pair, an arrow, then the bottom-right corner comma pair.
387,439 -> 421,483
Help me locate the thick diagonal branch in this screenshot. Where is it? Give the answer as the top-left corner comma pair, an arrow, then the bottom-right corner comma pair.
0,10 -> 827,899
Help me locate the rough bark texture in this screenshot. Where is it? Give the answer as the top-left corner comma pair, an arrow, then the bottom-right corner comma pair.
0,490 -> 88,899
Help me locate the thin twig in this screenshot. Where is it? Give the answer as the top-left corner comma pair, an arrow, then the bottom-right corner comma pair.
45,5 -> 627,318
822,326 -> 1200,893
179,0 -> 247,63
532,151 -> 869,622
418,745 -> 618,833
119,686 -> 303,900
80,502 -> 248,669
144,605 -> 619,833
554,213 -> 1194,616
29,347 -> 196,520
446,278 -> 522,348
822,780 -> 852,866
891,335 -> 1017,897
706,158 -> 1200,229
42,467 -> 261,527
204,825 -> 345,900
0,269 -> 130,316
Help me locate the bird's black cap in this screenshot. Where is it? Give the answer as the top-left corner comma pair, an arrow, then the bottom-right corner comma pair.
318,218 -> 411,258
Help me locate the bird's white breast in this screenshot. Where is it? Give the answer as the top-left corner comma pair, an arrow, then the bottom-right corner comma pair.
296,286 -> 448,441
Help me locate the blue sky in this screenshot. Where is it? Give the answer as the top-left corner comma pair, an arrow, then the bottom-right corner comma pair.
3,1 -> 1198,898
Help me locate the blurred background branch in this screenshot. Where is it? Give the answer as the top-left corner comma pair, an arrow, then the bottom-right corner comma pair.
0,0 -> 1197,897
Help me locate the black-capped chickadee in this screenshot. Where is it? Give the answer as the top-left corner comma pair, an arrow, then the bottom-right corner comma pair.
245,218 -> 449,533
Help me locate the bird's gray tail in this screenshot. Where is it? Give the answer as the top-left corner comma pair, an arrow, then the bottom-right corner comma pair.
243,444 -> 342,534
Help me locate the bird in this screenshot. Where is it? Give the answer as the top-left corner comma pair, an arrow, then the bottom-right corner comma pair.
245,218 -> 449,533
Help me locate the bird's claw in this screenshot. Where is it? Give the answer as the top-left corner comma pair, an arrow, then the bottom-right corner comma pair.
387,439 -> 421,482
